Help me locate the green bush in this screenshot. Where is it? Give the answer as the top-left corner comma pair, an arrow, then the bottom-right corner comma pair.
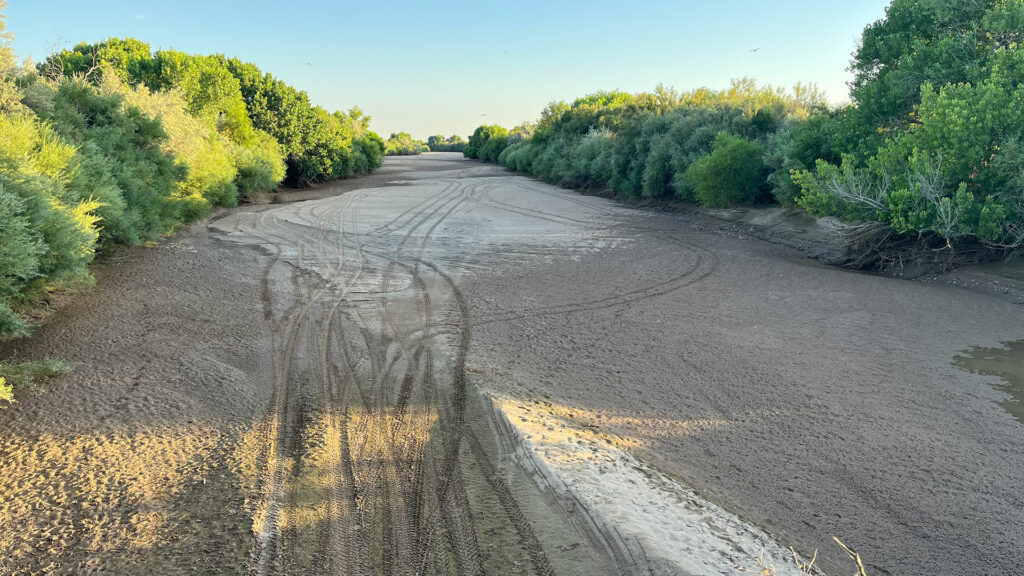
385,131 -> 425,156
641,134 -> 677,198
765,114 -> 838,205
234,131 -> 286,195
684,134 -> 768,208
464,125 -> 509,161
355,132 -> 385,171
479,131 -> 509,162
0,74 -> 192,335
492,80 -> 817,204
0,8 -> 388,338
0,182 -> 43,336
498,141 -> 536,172
24,78 -> 179,244
105,73 -> 244,215
0,112 -> 102,284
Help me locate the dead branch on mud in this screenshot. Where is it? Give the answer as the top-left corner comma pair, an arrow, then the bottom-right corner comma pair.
833,537 -> 869,576
743,537 -> 869,576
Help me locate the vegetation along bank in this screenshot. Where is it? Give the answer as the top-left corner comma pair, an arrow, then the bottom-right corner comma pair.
465,0 -> 1024,271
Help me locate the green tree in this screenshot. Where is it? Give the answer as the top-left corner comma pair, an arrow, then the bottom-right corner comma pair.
40,42 -> 381,187
465,125 -> 509,161
0,0 -> 12,70
0,183 -> 43,336
426,134 -> 466,152
795,0 -> 1024,249
385,132 -> 426,156
850,0 -> 1024,131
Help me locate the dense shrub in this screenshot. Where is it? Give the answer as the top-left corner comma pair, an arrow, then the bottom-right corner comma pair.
23,77 -> 179,243
792,0 -> 1024,250
103,73 -> 239,217
42,39 -> 382,187
684,134 -> 768,207
464,125 -> 509,162
0,181 -> 43,336
234,132 -> 287,195
480,80 -> 818,204
0,111 -> 104,334
353,130 -> 386,172
477,2 -> 1024,252
764,114 -> 839,205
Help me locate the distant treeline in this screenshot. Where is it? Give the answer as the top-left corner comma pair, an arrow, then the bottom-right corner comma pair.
427,135 -> 466,153
386,132 -> 429,156
468,0 -> 1024,257
385,133 -> 468,155
0,16 -> 386,336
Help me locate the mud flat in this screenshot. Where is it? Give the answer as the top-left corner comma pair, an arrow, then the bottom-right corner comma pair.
2,153 -> 1023,575
460,165 -> 1024,575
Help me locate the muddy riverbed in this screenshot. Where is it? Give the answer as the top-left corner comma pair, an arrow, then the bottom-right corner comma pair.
2,153 -> 1023,575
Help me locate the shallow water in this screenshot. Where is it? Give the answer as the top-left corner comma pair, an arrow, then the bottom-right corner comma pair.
955,340 -> 1024,425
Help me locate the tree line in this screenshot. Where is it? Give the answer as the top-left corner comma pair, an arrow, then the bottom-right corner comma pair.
466,0 -> 1024,258
385,133 -> 467,155
383,133 -> 469,155
427,134 -> 466,152
0,10 -> 387,338
386,132 -> 429,155
465,82 -> 825,208
43,37 -> 385,186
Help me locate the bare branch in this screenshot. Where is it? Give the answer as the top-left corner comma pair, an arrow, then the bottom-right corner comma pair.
833,537 -> 869,576
825,166 -> 888,212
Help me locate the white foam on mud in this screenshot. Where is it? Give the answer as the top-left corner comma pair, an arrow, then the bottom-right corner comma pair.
490,395 -> 808,576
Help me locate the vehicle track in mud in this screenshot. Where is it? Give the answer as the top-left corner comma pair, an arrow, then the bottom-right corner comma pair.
213,152 -> 751,576
30,153 -> 1024,576
4,153 -> 710,576
221,162 -> 604,576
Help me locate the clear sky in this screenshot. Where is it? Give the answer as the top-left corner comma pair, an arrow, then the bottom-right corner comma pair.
6,1 -> 892,140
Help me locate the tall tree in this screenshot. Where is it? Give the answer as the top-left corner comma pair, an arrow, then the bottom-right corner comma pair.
850,0 -> 1024,130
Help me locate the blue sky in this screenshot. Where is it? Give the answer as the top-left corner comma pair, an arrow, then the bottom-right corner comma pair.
6,1 -> 892,139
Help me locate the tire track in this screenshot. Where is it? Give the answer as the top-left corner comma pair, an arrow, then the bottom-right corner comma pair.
234,159 -> 660,576
477,233 -> 718,325
482,184 -> 596,227
467,430 -> 555,576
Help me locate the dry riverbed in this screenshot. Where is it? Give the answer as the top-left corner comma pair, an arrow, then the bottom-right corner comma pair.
2,153 -> 1023,575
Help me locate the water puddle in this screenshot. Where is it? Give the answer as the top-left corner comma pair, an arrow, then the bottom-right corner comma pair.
954,340 -> 1024,425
